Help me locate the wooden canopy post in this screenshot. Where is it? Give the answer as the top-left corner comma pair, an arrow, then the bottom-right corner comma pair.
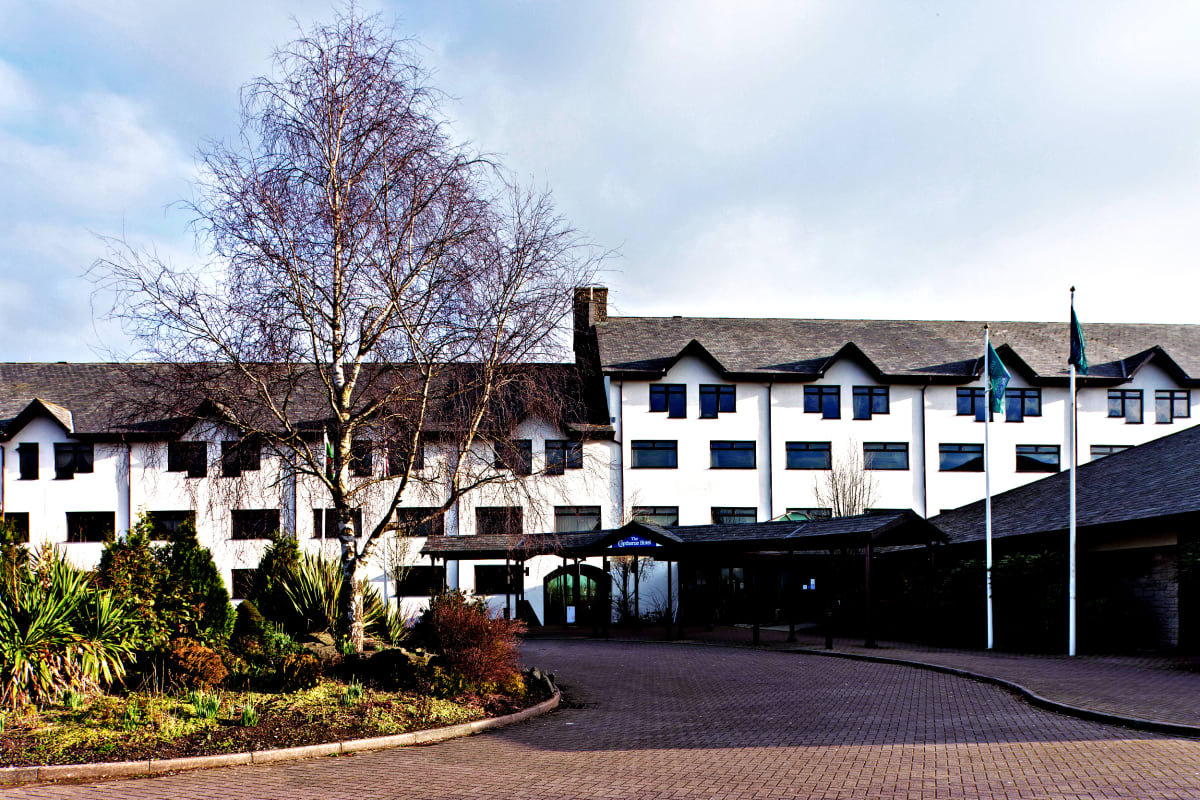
751,562 -> 761,646
864,535 -> 876,648
666,559 -> 674,640
787,549 -> 797,643
601,554 -> 611,639
633,557 -> 641,633
504,553 -> 512,621
562,555 -> 569,630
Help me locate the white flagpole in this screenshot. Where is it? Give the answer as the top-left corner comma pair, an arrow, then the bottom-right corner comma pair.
1069,289 -> 1077,657
985,324 -> 994,651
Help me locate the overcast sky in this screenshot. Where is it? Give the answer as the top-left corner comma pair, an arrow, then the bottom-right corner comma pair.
2,1 -> 1199,361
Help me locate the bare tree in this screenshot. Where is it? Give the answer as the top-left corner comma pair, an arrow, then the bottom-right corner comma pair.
813,440 -> 878,518
92,8 -> 600,651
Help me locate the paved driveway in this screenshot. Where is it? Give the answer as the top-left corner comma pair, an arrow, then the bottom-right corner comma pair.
9,641 -> 1200,799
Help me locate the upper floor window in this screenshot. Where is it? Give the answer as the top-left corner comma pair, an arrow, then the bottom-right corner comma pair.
391,507 -> 444,538
939,443 -> 983,472
494,439 -> 532,476
545,440 -> 583,475
712,507 -> 756,525
313,508 -> 363,540
1108,390 -> 1143,424
220,440 -> 260,478
1005,389 -> 1041,422
699,385 -> 736,418
167,441 -> 208,478
630,440 -> 678,469
386,439 -> 424,476
864,442 -> 909,470
476,506 -> 523,537
554,505 -> 602,533
804,386 -> 840,419
786,507 -> 832,521
232,509 -> 280,540
956,388 -> 987,422
650,384 -> 687,418
1156,390 -> 1190,424
1,512 -> 30,543
785,441 -> 831,470
17,443 -> 37,480
53,442 -> 93,480
632,506 -> 679,527
1090,444 -> 1130,460
710,440 -> 756,469
852,386 -> 889,420
350,439 -> 374,477
66,511 -> 114,543
1016,444 -> 1060,473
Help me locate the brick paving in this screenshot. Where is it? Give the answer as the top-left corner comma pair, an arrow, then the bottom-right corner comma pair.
7,640 -> 1200,799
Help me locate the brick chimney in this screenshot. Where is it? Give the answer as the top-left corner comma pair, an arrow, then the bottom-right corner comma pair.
573,286 -> 608,361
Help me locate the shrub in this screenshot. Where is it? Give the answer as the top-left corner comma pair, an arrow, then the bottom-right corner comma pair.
97,511 -> 167,648
155,520 -> 234,646
231,600 -> 267,654
167,638 -> 228,690
282,552 -> 384,638
276,652 -> 322,691
248,533 -> 302,632
419,591 -> 525,692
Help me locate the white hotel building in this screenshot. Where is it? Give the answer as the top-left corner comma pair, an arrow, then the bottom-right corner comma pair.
2,287 -> 1198,625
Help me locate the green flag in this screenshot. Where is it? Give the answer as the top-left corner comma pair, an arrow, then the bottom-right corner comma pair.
987,342 -> 1010,414
1069,307 -> 1088,375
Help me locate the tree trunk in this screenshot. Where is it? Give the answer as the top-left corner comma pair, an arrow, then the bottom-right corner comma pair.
338,507 -> 365,653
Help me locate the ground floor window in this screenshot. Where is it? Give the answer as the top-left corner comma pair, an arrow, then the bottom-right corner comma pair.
146,510 -> 195,541
475,564 -> 522,595
395,565 -> 446,597
231,568 -> 257,601
1,512 -> 30,543
66,511 -> 114,543
231,509 -> 280,540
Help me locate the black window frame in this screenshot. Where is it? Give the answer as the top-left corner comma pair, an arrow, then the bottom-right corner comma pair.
231,509 -> 280,541
231,568 -> 257,601
1108,389 -> 1143,424
1,512 -> 30,543
711,507 -> 757,525
852,386 -> 889,420
956,388 -> 988,421
1005,388 -> 1041,422
785,441 -> 832,470
1016,444 -> 1061,473
312,508 -> 364,540
475,506 -> 523,537
220,439 -> 261,478
474,564 -> 522,595
17,442 -> 38,481
146,510 -> 195,541
395,565 -> 446,597
649,384 -> 687,418
554,505 -> 602,533
863,442 -> 909,471
630,440 -> 678,469
1090,444 -> 1130,460
167,440 -> 208,478
390,506 -> 444,538
66,511 -> 114,543
53,441 -> 94,480
939,443 -> 984,472
494,439 -> 533,476
709,440 -> 756,469
1155,389 -> 1190,424
545,439 -> 584,475
631,506 -> 679,527
804,385 -> 841,419
699,384 -> 736,418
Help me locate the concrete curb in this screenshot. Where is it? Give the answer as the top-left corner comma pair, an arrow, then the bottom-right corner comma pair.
786,647 -> 1200,739
0,690 -> 560,786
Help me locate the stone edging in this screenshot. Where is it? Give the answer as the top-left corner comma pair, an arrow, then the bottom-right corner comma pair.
0,690 -> 560,786
786,647 -> 1200,739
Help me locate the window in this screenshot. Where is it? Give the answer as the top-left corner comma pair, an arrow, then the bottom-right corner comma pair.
53,442 -> 93,480
804,385 -> 840,419
17,443 -> 37,480
711,507 -> 756,525
1108,390 -> 1143,424
350,439 -> 373,477
1,512 -> 30,543
231,509 -> 280,540
494,439 -> 532,476
786,507 -> 832,522
1005,389 -> 1041,422
395,565 -> 445,597
475,564 -> 521,595
699,385 -> 736,418
939,443 -> 983,472
231,569 -> 257,601
476,506 -> 523,537
710,440 -> 756,469
391,507 -> 444,538
956,388 -> 987,421
1090,444 -> 1130,460
630,440 -> 678,469
632,506 -> 679,527
554,505 -> 601,532
852,386 -> 889,419
649,384 -> 687,418
167,441 -> 208,478
220,440 -> 260,478
386,439 -> 423,476
1156,390 -> 1190,424
146,510 -> 195,541
864,442 -> 909,470
785,441 -> 831,470
1016,445 -> 1060,473
545,440 -> 583,475
312,508 -> 363,540
66,511 -> 114,543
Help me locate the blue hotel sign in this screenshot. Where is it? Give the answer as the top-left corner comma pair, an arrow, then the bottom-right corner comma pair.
612,535 -> 660,549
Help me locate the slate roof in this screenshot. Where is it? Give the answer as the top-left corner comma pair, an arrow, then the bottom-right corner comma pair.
930,424 -> 1200,545
595,317 -> 1200,384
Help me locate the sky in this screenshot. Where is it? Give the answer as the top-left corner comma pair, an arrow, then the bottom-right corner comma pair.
2,1 -> 1200,361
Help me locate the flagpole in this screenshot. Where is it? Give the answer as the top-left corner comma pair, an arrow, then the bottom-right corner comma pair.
1068,289 -> 1077,657
985,324 -> 993,651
